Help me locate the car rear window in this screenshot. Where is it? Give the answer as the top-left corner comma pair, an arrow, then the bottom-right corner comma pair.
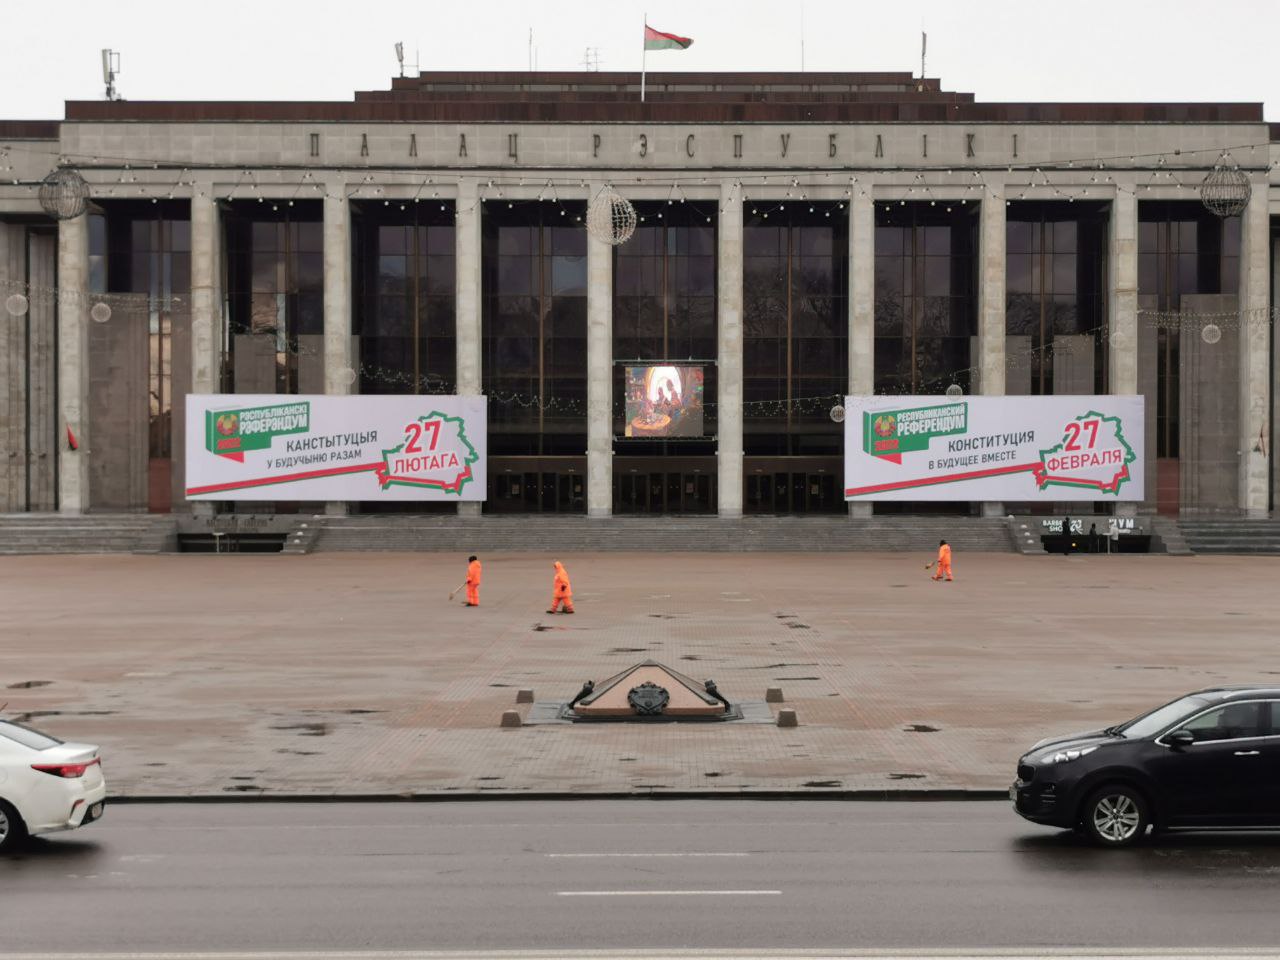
0,720 -> 63,750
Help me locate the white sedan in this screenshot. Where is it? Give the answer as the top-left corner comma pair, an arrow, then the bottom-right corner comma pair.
0,719 -> 106,853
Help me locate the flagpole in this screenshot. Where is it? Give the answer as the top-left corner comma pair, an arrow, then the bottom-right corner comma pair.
641,12 -> 647,103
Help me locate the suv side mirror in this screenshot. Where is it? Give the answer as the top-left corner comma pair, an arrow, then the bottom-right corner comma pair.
1167,729 -> 1195,749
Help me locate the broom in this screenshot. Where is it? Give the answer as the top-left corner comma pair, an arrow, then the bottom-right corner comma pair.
448,581 -> 466,601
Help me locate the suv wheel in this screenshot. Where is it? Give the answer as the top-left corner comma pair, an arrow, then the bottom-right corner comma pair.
0,800 -> 27,854
1081,785 -> 1148,847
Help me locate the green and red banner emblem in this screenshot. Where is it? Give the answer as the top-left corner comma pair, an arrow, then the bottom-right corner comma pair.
863,401 -> 968,465
205,401 -> 310,463
644,25 -> 693,50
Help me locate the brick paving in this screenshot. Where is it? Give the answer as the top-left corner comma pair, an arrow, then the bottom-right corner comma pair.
0,550 -> 1276,798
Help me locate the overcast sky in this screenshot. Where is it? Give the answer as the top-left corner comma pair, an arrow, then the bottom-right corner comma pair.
1,0 -> 1277,120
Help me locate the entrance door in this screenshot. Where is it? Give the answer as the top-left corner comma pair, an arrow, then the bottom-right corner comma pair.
746,474 -> 773,513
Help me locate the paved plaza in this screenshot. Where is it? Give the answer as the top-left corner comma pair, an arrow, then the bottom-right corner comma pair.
0,550 -> 1275,798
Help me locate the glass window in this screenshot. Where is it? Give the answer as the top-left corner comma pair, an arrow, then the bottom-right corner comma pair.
1005,203 -> 1107,395
745,204 -> 848,454
1266,702 -> 1280,736
0,720 -> 62,750
876,203 -> 976,395
1178,702 -> 1264,742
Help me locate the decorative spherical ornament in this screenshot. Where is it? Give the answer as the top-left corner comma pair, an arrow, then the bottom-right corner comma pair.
1109,329 -> 1128,350
1201,323 -> 1222,345
90,302 -> 112,324
5,293 -> 29,317
829,404 -> 846,423
586,186 -> 637,246
340,366 -> 357,386
945,383 -> 964,398
1200,154 -> 1250,218
38,167 -> 90,221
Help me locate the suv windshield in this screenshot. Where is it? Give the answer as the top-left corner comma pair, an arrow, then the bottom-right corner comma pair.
0,719 -> 63,751
1115,694 -> 1211,739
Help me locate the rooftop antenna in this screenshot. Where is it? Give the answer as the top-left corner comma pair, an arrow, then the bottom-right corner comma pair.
395,42 -> 405,78
800,2 -> 805,72
101,49 -> 121,101
581,47 -> 602,71
917,30 -> 926,92
528,28 -> 533,71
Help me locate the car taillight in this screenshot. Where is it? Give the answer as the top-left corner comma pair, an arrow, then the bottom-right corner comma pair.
31,758 -> 100,779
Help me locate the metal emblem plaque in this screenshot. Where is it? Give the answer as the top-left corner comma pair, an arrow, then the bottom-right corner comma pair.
627,682 -> 670,715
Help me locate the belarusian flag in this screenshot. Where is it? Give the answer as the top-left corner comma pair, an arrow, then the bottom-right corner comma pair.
644,25 -> 693,50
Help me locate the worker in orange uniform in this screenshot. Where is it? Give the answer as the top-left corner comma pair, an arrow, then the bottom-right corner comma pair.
931,539 -> 954,582
464,555 -> 482,607
547,560 -> 575,614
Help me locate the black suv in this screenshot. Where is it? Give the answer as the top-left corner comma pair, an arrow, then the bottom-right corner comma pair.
1013,686 -> 1280,846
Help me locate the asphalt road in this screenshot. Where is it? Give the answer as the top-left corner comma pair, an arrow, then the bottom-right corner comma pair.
4,800 -> 1280,958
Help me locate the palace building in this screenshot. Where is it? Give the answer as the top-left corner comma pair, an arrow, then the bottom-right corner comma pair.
0,71 -> 1276,527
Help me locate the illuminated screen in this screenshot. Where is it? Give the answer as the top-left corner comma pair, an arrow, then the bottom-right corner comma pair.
623,366 -> 705,438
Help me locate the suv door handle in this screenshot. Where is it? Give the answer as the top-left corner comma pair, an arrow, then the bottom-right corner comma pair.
1234,750 -> 1260,756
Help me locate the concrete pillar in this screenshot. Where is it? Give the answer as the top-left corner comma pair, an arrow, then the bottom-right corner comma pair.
977,190 -> 1007,518
1238,179 -> 1270,517
323,182 -> 352,516
455,178 -> 483,517
57,214 -> 90,514
586,227 -> 612,516
848,191 -> 874,518
1273,234 -> 1280,514
1108,190 -> 1139,517
190,186 -> 221,395
716,181 -> 743,517
0,223 -> 24,512
189,187 -> 220,518
977,191 -> 1007,397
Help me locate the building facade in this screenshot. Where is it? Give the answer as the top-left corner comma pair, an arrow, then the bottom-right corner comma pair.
0,72 -> 1277,519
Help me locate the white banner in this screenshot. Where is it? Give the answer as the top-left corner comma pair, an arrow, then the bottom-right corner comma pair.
844,395 -> 1144,502
185,394 -> 487,501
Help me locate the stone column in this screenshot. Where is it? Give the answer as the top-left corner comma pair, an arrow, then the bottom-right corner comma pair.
0,223 -> 23,512
977,189 -> 1007,518
1273,233 -> 1280,513
1107,190 -> 1139,517
586,228 -> 612,516
716,181 -> 744,517
190,187 -> 221,395
57,214 -> 90,514
189,185 -> 221,518
848,191 -> 875,518
1238,178 -> 1270,517
323,182 -> 352,517
455,178 -> 483,517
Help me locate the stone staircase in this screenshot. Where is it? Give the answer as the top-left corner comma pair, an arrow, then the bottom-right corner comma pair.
0,514 -> 177,555
311,514 -> 1016,553
1178,518 -> 1280,555
1150,517 -> 1194,556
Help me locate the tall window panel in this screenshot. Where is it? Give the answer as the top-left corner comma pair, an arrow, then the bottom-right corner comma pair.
481,202 -> 588,456
873,203 -> 976,396
613,201 -> 718,433
1138,202 -> 1240,459
354,205 -> 455,396
89,200 -> 191,512
223,202 -> 324,395
1005,202 -> 1108,396
742,205 -> 849,456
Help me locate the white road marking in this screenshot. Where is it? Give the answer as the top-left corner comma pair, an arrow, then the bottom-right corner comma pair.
556,889 -> 782,897
5,950 -> 1280,960
4,950 -> 1280,959
545,852 -> 750,858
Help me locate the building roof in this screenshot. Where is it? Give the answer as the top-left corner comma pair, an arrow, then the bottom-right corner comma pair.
57,72 -> 1265,125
